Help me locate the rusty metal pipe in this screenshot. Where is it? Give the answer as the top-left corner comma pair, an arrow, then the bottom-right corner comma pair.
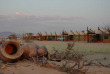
0,41 -> 48,62
0,41 -> 23,62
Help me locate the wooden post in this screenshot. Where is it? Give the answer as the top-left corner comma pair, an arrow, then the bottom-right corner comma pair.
82,31 -> 86,41
76,31 -> 80,41
62,31 -> 64,41
40,32 -> 42,41
55,32 -> 57,41
87,27 -> 89,43
71,31 -> 74,41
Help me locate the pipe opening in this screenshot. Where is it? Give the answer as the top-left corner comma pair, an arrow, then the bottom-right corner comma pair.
5,44 -> 17,55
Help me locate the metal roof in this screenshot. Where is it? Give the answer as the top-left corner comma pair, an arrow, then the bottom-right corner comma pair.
67,32 -> 74,35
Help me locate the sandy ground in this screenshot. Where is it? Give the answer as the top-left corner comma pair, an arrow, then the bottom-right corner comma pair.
0,59 -> 110,74
85,54 -> 110,65
0,60 -> 66,74
87,66 -> 110,74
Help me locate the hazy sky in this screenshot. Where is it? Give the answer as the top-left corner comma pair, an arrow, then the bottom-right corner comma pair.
0,0 -> 110,34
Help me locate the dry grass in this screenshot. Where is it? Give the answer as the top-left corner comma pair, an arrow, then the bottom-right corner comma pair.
33,41 -> 110,54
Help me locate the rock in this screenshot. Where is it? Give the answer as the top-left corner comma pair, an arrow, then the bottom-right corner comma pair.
1,65 -> 6,69
0,72 -> 3,74
22,65 -> 31,67
31,66 -> 34,70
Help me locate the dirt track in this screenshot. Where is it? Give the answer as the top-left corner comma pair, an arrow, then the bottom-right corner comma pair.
0,60 -> 110,74
0,60 -> 66,74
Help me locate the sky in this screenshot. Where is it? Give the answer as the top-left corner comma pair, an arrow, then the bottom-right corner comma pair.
0,0 -> 110,34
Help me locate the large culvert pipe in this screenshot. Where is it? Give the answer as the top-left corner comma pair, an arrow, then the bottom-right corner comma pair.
0,41 -> 23,62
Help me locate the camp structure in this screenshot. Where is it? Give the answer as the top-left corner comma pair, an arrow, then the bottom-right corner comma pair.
62,31 -> 87,41
22,27 -> 110,43
87,27 -> 110,43
34,32 -> 61,41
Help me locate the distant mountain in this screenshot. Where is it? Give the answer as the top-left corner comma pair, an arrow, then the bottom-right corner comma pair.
0,32 -> 16,38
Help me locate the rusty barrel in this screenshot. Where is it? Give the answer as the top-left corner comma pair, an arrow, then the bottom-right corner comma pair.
0,41 -> 23,62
